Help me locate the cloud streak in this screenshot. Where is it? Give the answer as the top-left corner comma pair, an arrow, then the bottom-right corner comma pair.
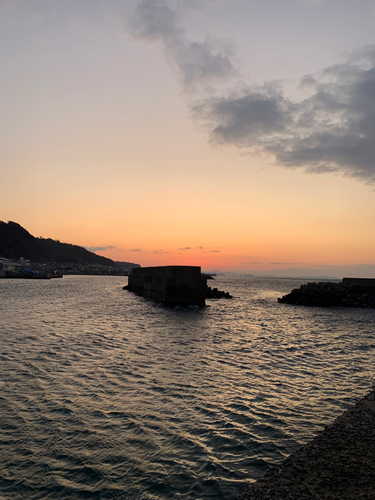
154,249 -> 171,254
85,245 -> 116,252
269,262 -> 298,265
128,0 -> 237,91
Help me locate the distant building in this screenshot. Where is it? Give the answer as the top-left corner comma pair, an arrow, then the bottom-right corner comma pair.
0,258 -> 24,272
18,257 -> 30,267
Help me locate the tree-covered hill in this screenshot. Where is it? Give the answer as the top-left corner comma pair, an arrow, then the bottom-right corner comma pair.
38,238 -> 115,265
0,221 -> 48,262
0,221 -> 139,268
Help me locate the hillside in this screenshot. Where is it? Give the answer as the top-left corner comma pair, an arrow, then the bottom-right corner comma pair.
0,221 -> 139,268
0,221 -> 48,263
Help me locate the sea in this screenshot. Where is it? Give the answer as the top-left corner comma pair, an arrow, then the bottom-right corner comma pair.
0,275 -> 374,500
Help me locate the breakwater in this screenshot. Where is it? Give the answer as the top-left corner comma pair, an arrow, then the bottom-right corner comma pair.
233,388 -> 375,500
278,280 -> 375,308
125,265 -> 207,306
124,266 -> 233,306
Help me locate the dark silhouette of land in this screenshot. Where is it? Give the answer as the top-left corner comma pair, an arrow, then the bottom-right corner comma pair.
0,221 -> 139,270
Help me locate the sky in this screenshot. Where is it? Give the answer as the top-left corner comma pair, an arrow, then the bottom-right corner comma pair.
1,0 -> 375,277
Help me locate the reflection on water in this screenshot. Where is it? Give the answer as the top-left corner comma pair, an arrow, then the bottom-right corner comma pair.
0,276 -> 374,499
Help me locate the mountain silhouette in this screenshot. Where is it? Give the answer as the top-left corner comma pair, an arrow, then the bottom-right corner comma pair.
0,221 -> 138,268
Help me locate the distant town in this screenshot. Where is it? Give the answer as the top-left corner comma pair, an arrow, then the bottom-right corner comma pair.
0,256 -> 140,277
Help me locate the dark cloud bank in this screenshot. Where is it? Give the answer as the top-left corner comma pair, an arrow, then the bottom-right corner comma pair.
196,46 -> 375,184
129,1 -> 375,185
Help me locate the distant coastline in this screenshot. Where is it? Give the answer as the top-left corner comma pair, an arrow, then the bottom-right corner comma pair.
0,221 -> 140,275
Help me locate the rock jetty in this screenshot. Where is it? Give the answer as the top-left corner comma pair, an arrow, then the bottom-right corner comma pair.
233,389 -> 375,500
278,281 -> 375,308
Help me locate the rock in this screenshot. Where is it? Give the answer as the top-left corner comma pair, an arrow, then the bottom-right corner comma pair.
206,286 -> 233,299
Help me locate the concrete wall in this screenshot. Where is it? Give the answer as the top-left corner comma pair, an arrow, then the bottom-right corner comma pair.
128,266 -> 207,306
343,277 -> 375,294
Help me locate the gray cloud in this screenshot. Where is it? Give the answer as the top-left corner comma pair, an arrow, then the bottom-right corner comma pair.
179,246 -> 191,250
128,0 -> 237,91
195,46 -> 375,184
128,248 -> 142,252
196,82 -> 294,146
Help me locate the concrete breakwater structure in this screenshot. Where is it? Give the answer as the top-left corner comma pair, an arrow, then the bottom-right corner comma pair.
278,277 -> 375,308
233,389 -> 375,500
342,277 -> 375,293
124,266 -> 208,307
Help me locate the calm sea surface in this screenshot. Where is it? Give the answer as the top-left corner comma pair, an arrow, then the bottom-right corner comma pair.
0,275 -> 374,499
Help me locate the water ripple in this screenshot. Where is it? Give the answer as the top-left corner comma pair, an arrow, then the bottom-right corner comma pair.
0,276 -> 374,499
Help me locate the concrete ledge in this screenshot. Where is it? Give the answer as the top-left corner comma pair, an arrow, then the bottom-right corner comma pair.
233,389 -> 375,500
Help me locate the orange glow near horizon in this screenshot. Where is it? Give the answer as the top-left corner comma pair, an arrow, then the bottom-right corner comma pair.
5,156 -> 375,277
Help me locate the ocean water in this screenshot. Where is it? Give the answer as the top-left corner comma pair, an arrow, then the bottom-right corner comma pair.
0,275 -> 374,500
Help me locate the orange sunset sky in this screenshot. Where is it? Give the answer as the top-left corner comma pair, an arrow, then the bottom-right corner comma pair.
1,0 -> 375,277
